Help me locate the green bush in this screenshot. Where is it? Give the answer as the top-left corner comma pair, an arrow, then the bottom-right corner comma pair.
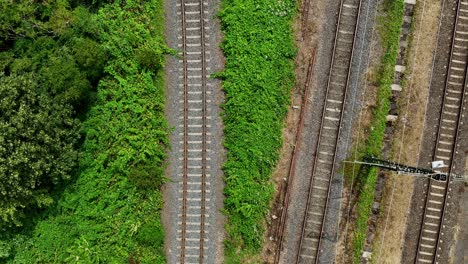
1,0 -> 169,263
129,164 -> 166,190
219,0 -> 297,260
0,73 -> 80,227
136,221 -> 165,249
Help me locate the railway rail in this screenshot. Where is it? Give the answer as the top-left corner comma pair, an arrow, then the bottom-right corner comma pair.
415,1 -> 468,263
274,50 -> 317,264
176,0 -> 212,263
293,0 -> 363,263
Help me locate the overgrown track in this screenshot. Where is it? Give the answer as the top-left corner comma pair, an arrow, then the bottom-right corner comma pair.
415,1 -> 468,263
177,0 -> 211,263
295,0 -> 362,263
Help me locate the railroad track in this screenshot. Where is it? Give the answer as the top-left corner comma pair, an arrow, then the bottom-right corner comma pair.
415,1 -> 468,263
294,0 -> 362,263
177,0 -> 212,263
274,50 -> 316,264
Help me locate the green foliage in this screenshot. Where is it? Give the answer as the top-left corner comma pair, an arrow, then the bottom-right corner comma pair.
0,73 -> 80,227
219,0 -> 297,260
350,0 -> 405,262
136,221 -> 165,249
0,0 -> 76,44
1,0 -> 169,263
2,1 -> 106,108
129,164 -> 166,190
0,0 -> 107,231
0,0 -> 109,229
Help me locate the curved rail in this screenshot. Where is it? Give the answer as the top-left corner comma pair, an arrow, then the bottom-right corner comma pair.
295,0 -> 363,263
414,1 -> 468,263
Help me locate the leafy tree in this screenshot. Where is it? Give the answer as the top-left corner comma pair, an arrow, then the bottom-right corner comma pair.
0,0 -> 169,262
0,0 -> 70,43
0,73 -> 80,227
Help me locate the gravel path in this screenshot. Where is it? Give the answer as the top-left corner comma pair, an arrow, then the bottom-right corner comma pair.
278,0 -> 340,262
162,0 -> 225,263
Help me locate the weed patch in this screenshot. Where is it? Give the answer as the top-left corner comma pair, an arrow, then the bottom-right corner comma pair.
218,0 -> 297,261
349,0 -> 405,262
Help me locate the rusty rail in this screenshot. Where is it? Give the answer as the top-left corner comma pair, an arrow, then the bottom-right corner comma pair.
274,49 -> 317,264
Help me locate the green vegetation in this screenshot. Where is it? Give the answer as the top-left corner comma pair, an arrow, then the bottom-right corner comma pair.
0,73 -> 80,227
0,0 -> 169,262
218,0 -> 297,261
349,0 -> 405,262
0,0 -> 101,229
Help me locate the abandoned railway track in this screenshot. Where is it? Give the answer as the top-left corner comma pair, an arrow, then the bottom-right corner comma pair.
274,49 -> 317,264
415,1 -> 468,263
292,0 -> 362,263
176,0 -> 213,263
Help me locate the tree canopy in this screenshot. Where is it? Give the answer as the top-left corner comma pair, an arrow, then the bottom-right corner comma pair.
0,73 -> 79,227
0,0 -> 170,262
0,0 -> 102,228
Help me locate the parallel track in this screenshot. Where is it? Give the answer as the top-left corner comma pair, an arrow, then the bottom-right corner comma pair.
178,0 -> 211,263
274,50 -> 317,264
295,0 -> 362,263
415,1 -> 468,263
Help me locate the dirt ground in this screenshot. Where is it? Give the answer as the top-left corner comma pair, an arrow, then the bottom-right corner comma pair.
370,1 -> 442,263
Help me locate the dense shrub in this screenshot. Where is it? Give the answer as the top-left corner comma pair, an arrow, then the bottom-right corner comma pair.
219,0 -> 297,260
1,0 -> 169,262
0,73 -> 80,227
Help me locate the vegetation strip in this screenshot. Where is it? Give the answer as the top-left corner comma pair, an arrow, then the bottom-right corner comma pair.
218,0 -> 297,261
349,0 -> 405,262
1,0 -> 169,262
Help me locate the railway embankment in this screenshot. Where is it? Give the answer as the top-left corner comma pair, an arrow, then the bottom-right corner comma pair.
275,0 -> 380,263
402,0 -> 468,262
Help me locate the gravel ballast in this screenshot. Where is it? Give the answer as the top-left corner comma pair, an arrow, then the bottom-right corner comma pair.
162,0 -> 225,263
279,0 -> 379,263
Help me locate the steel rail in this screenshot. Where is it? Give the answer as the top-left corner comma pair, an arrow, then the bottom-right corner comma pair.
179,0 -> 209,263
199,0 -> 208,262
180,0 -> 188,261
415,0 -> 468,262
433,59 -> 468,264
295,0 -> 363,263
274,2 -> 315,263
